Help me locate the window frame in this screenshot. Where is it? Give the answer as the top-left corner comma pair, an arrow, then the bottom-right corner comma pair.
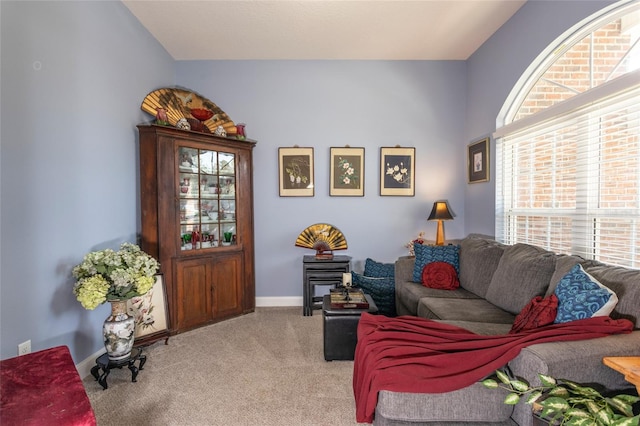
494,0 -> 640,269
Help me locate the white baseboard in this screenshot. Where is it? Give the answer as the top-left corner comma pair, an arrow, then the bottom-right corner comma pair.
77,347 -> 106,379
255,296 -> 302,307
77,297 -> 303,378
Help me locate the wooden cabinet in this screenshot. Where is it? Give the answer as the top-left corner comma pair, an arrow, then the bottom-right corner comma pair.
138,124 -> 256,334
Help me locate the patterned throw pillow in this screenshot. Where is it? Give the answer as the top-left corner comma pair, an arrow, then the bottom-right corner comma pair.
554,264 -> 618,324
351,272 -> 396,317
509,295 -> 558,334
412,244 -> 460,282
421,261 -> 460,290
364,258 -> 395,278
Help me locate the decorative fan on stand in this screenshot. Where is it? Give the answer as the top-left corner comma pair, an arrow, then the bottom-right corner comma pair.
295,223 -> 348,259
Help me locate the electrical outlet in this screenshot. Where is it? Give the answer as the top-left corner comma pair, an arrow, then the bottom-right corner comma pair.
18,340 -> 31,356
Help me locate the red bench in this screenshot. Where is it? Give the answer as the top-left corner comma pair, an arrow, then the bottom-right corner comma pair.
1,346 -> 96,425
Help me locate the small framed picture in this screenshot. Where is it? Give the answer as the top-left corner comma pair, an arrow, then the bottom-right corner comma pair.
127,274 -> 170,346
468,137 -> 490,184
380,147 -> 415,196
278,147 -> 314,196
330,147 -> 364,196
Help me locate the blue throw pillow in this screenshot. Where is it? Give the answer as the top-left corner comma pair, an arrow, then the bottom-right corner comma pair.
364,258 -> 395,278
352,272 -> 396,317
554,264 -> 618,323
412,244 -> 460,282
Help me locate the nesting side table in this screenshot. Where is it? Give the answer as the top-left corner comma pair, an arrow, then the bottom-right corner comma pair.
302,255 -> 351,316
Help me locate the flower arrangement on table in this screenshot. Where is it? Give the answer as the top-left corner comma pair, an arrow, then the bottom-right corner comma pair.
72,243 -> 160,310
405,232 -> 425,256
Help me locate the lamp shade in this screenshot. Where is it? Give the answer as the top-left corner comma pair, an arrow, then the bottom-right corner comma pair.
428,201 -> 453,221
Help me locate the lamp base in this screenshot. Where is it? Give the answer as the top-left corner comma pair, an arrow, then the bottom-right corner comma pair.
435,220 -> 445,246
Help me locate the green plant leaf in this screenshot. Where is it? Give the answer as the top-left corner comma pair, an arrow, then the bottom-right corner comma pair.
496,369 -> 511,385
526,391 -> 543,405
539,374 -> 557,387
548,387 -> 571,398
542,396 -> 571,411
584,400 -> 613,426
565,381 -> 602,398
613,395 -> 640,405
569,397 -> 601,406
511,380 -> 530,392
607,397 -> 635,418
610,415 -> 639,426
565,408 -> 592,418
564,418 -> 596,426
565,419 -> 597,426
504,393 -> 520,405
540,406 -> 564,425
594,410 -> 615,426
482,379 -> 498,389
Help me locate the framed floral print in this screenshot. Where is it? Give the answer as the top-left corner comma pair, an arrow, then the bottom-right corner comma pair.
380,147 -> 415,196
278,147 -> 314,196
127,274 -> 169,346
330,147 -> 364,196
468,137 -> 489,183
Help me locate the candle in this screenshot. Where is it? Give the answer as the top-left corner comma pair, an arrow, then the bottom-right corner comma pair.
342,272 -> 352,287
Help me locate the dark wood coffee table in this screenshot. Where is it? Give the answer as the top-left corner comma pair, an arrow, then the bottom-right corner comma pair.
322,293 -> 378,361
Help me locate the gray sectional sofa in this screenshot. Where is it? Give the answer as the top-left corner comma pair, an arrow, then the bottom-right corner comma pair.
373,235 -> 640,426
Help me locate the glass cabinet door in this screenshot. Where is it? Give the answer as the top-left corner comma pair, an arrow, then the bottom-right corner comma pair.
178,146 -> 236,250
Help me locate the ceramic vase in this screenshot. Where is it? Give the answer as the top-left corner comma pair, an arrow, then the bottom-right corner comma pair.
103,300 -> 135,361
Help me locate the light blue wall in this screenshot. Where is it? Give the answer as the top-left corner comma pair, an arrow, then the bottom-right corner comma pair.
0,1 -> 174,361
0,0 -> 618,362
464,0 -> 616,236
176,61 -> 467,297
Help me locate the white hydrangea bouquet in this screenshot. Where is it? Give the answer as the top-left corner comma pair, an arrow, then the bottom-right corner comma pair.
72,243 -> 159,310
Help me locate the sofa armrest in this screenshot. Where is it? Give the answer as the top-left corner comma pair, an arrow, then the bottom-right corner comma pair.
395,256 -> 415,284
508,331 -> 640,391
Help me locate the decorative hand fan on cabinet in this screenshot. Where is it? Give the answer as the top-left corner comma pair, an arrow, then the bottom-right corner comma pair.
295,223 -> 347,259
140,87 -> 237,135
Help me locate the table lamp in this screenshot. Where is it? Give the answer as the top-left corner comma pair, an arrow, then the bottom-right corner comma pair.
428,201 -> 453,246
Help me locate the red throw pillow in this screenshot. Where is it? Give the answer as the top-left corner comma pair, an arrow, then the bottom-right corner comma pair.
421,261 -> 460,290
509,294 -> 559,334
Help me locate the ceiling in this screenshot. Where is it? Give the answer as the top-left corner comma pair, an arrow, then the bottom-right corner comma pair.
122,1 -> 527,60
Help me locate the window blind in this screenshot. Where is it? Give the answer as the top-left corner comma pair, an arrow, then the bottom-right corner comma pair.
495,83 -> 640,269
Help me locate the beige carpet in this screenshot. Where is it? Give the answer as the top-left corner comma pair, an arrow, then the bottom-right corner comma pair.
84,307 -> 364,425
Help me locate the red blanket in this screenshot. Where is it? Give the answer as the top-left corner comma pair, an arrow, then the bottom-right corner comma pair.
353,313 -> 633,423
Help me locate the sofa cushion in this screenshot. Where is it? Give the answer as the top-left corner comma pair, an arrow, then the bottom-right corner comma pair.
395,281 -> 479,317
581,261 -> 640,328
546,254 -> 584,296
554,264 -> 618,323
376,384 -> 514,424
352,272 -> 396,316
438,320 -> 513,336
417,297 -> 515,323
421,261 -> 460,290
412,244 -> 460,282
485,243 -> 557,315
364,258 -> 394,278
509,295 -> 558,334
458,236 -> 506,298
508,332 -> 640,394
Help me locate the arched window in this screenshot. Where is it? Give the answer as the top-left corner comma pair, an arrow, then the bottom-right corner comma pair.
494,0 -> 640,268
